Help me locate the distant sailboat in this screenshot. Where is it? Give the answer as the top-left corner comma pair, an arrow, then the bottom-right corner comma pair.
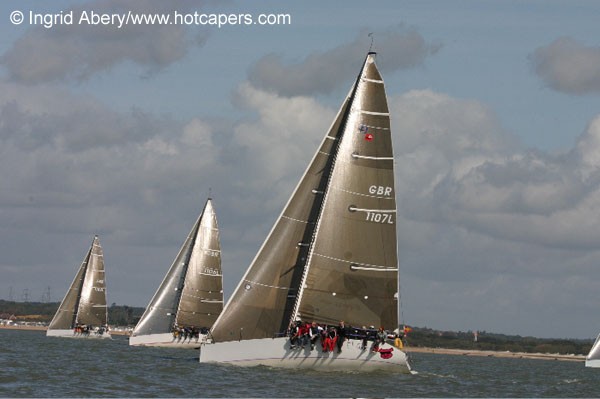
586,334 -> 600,367
47,235 -> 111,339
199,52 -> 411,372
130,197 -> 223,348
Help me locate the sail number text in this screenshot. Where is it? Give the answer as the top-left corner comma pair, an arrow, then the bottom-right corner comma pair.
365,211 -> 394,224
205,249 -> 220,257
203,267 -> 219,275
369,185 -> 393,196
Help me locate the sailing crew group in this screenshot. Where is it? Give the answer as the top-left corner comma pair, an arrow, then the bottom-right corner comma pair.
287,319 -> 402,353
73,323 -> 108,336
171,324 -> 207,343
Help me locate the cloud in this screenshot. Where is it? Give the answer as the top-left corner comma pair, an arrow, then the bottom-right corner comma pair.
530,37 -> 600,95
0,0 -> 211,84
248,27 -> 441,96
0,78 -> 336,307
231,82 -> 334,187
393,90 -> 600,251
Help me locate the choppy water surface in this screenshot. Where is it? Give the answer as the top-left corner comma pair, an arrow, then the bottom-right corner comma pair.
1,329 -> 599,397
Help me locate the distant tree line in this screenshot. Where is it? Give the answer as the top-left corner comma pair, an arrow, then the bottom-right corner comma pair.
405,326 -> 593,356
0,300 -> 144,326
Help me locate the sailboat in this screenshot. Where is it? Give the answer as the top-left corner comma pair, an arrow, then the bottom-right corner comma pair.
199,52 -> 411,372
130,197 -> 223,348
586,334 -> 600,367
47,235 -> 111,339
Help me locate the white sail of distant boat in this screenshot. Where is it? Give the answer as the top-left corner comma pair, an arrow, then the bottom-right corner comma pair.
586,333 -> 600,367
47,235 -> 111,339
199,51 -> 411,372
130,197 -> 223,348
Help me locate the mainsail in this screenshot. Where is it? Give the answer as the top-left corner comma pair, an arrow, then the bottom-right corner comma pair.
132,198 -> 223,337
48,235 -> 108,330
210,52 -> 399,342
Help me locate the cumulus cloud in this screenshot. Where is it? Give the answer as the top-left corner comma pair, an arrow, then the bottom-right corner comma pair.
0,0 -> 211,84
0,78 -> 336,307
531,37 -> 600,95
231,82 -> 334,186
0,81 -> 219,232
248,27 -> 441,96
392,90 -> 600,251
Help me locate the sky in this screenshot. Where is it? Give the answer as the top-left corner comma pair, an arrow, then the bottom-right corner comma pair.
1,0 -> 600,339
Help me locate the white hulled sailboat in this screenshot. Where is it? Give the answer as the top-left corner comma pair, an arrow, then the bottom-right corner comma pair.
130,198 -> 223,348
47,235 -> 111,339
199,52 -> 411,372
586,334 -> 600,367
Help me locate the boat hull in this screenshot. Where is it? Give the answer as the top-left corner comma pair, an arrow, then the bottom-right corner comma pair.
586,359 -> 600,368
129,332 -> 203,349
46,329 -> 112,339
199,337 -> 411,372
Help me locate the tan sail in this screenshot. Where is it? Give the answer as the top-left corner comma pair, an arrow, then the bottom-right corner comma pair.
176,199 -> 223,328
210,101 -> 350,342
131,198 -> 223,346
47,235 -> 111,338
48,247 -> 91,330
76,236 -> 108,326
295,54 -> 398,329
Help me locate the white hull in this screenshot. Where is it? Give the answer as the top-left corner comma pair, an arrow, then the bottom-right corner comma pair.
199,337 -> 411,372
46,329 -> 112,339
586,359 -> 600,368
129,332 -> 204,349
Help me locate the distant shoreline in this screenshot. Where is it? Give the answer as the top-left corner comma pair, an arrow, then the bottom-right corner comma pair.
405,346 -> 585,362
0,324 -> 130,336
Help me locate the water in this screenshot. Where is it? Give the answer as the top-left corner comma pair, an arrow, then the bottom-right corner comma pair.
1,329 -> 599,397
